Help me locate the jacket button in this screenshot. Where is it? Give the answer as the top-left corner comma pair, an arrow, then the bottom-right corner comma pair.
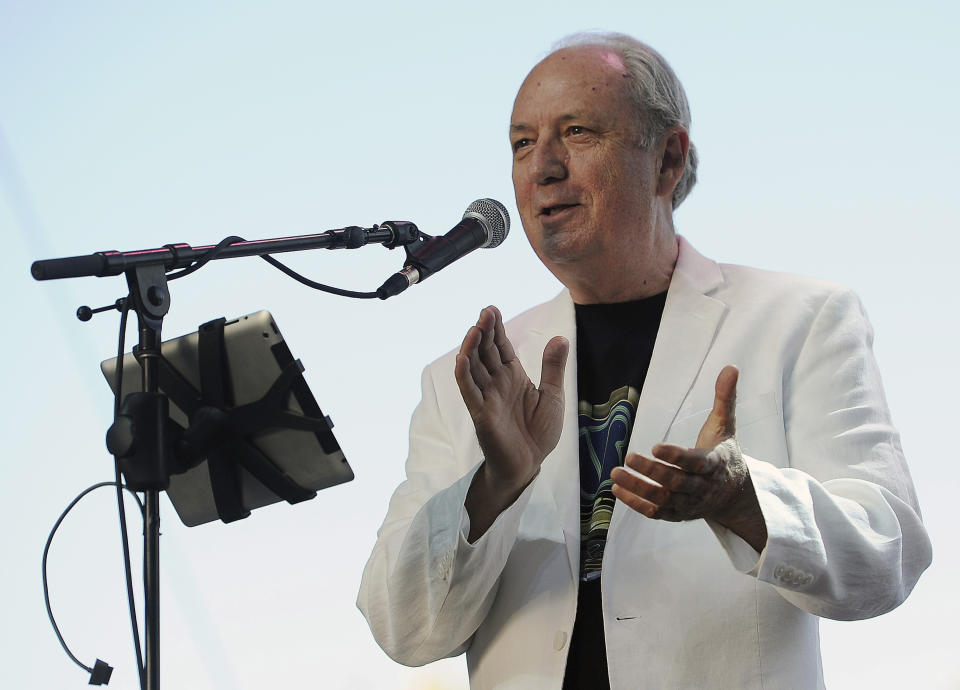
553,631 -> 568,651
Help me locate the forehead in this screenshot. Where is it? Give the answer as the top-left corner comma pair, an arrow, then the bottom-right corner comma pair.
511,46 -> 633,125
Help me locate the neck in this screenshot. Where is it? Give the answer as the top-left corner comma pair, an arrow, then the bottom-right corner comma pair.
565,229 -> 678,305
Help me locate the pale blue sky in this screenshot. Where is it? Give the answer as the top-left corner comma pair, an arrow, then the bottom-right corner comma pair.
2,1 -> 958,688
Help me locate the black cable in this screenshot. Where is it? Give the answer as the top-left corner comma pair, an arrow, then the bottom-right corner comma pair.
167,235 -> 380,298
259,253 -> 379,298
41,482 -> 144,679
165,235 -> 245,281
112,298 -> 147,689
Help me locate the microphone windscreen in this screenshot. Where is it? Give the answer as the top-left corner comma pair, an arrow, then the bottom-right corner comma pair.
463,199 -> 510,249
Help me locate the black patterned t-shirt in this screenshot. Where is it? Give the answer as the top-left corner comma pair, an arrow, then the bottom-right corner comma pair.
562,292 -> 667,690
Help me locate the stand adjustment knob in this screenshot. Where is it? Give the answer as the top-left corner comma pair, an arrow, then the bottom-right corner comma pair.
106,416 -> 135,457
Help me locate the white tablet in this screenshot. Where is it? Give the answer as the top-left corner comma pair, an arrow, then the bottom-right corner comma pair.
101,310 -> 353,526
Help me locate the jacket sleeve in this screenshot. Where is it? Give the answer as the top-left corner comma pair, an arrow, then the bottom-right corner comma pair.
356,359 -> 536,666
710,288 -> 932,620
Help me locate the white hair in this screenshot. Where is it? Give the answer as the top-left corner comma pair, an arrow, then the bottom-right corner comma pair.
551,32 -> 698,209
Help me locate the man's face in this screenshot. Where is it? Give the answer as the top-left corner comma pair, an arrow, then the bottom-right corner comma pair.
510,47 -> 661,279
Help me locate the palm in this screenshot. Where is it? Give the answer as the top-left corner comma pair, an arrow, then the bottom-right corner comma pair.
455,307 -> 568,490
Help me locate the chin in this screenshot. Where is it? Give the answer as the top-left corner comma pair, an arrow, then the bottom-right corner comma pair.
536,233 -> 594,267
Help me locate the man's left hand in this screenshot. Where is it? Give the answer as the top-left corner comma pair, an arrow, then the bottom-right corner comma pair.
610,365 -> 768,550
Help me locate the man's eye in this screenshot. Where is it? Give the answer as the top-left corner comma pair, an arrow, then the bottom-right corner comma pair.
568,126 -> 586,136
512,138 -> 532,152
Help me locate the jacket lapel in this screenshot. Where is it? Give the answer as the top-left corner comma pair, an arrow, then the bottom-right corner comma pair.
512,237 -> 728,583
610,238 -> 727,545
515,292 -> 582,583
626,237 -> 727,459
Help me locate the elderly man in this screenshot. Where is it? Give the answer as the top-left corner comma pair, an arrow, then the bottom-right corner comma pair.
358,32 -> 931,689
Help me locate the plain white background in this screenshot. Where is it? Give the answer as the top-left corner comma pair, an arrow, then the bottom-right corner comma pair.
2,1 -> 957,687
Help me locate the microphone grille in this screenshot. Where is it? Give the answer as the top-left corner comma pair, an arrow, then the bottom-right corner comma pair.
463,198 -> 510,248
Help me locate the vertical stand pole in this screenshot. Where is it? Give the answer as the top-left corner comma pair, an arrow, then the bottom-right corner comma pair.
144,491 -> 161,690
126,264 -> 172,690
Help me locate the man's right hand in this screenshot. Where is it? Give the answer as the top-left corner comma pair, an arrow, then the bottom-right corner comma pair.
455,306 -> 569,542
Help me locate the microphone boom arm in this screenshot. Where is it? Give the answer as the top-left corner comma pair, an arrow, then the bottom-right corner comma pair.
31,221 -> 421,282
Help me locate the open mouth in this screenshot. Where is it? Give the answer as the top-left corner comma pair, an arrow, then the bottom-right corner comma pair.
541,203 -> 578,217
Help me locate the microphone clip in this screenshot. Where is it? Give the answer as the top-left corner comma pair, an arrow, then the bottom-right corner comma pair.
375,228 -> 436,300
379,221 -> 427,250
376,230 -> 442,300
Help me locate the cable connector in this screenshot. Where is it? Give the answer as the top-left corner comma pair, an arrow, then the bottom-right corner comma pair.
376,266 -> 419,299
89,658 -> 113,685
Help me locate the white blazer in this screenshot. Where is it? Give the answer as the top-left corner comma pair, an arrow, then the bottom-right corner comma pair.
358,238 -> 931,689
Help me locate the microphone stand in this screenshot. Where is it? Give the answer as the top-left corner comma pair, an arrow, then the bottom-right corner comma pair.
32,221 -> 420,690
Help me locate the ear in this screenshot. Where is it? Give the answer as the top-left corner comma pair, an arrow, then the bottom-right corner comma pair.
656,127 -> 690,199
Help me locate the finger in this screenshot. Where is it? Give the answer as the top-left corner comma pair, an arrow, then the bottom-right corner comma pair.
610,465 -> 670,507
477,307 -> 504,371
460,323 -> 492,389
454,353 -> 484,411
712,365 -> 738,436
651,443 -> 718,475
610,480 -> 663,519
624,452 -> 707,495
490,306 -> 519,364
538,336 -> 569,396
695,365 -> 739,449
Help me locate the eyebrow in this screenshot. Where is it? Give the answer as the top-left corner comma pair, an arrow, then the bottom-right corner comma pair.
509,113 -> 583,133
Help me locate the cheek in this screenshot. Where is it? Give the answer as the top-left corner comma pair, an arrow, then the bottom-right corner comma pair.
594,158 -> 654,217
512,166 -> 531,207
578,152 -> 621,195
587,161 -> 625,215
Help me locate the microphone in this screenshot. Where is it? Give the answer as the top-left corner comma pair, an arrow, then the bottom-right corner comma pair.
377,198 -> 510,299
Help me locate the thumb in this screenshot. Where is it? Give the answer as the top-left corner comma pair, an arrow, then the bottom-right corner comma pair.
696,365 -> 738,448
538,336 -> 569,396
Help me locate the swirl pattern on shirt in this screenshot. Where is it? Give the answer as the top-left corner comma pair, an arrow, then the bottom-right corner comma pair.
578,384 -> 640,580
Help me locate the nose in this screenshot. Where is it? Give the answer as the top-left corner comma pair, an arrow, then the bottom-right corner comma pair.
530,137 -> 568,185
